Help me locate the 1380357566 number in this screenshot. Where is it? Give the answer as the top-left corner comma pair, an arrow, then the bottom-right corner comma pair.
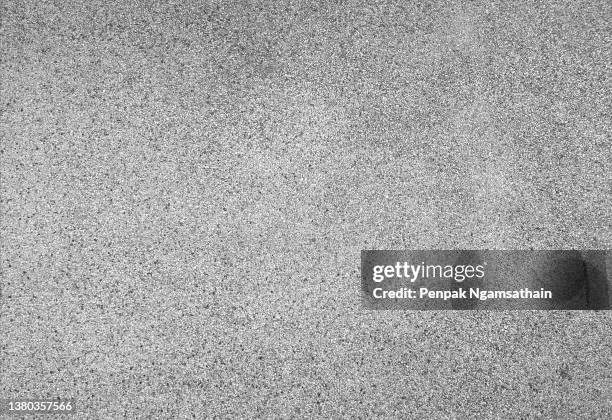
0,399 -> 76,414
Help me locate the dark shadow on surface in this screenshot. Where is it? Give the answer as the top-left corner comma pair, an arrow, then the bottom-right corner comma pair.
583,252 -> 610,310
542,251 -> 609,310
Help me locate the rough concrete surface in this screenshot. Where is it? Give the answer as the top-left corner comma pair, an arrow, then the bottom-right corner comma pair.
1,0 -> 611,418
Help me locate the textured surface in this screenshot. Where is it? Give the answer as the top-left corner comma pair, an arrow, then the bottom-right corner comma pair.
1,0 -> 611,418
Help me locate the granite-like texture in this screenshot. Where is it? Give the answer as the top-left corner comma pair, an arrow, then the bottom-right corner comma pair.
1,0 -> 611,418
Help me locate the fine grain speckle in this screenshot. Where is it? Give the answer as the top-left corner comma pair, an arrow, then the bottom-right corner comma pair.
1,0 -> 611,418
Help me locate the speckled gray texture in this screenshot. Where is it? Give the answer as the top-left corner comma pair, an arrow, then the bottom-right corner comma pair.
1,0 -> 611,418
